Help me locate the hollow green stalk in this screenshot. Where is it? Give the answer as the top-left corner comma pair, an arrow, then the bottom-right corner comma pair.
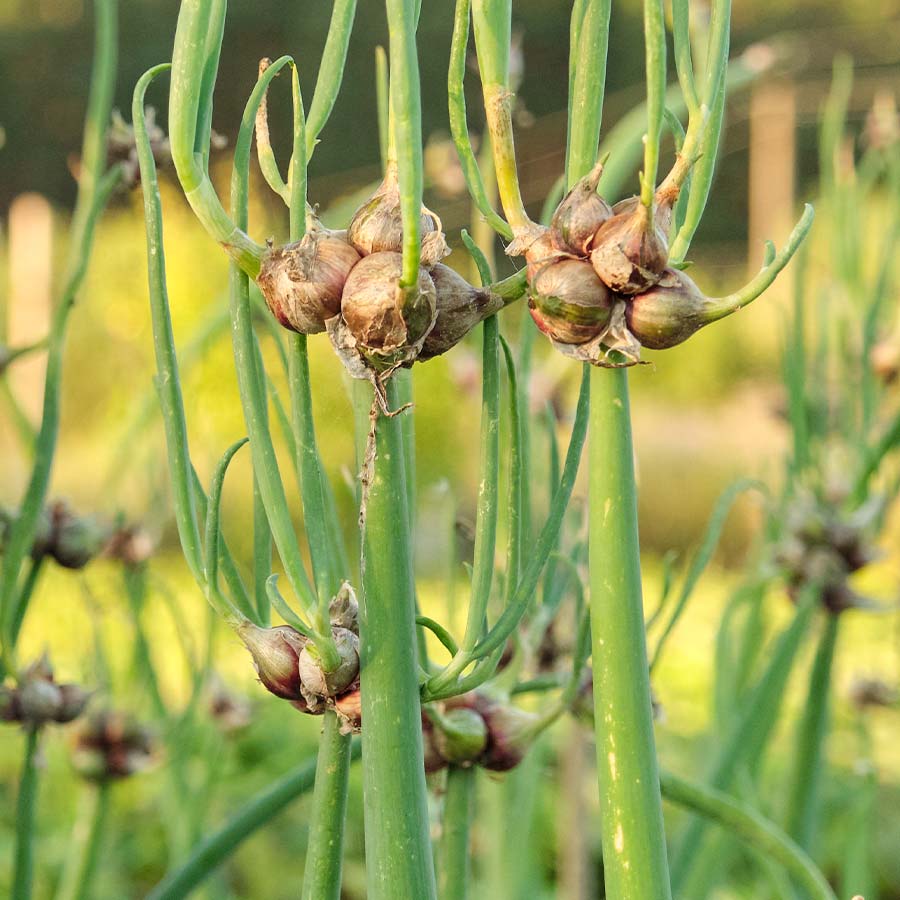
659,770 -> 836,900
784,614 -> 840,851
670,585 -> 820,891
12,727 -> 40,900
53,782 -> 111,900
147,746 -> 359,900
449,0 -> 512,240
305,0 -> 357,157
169,0 -> 263,275
358,378 -> 436,899
588,368 -> 672,900
641,0 -> 667,211
301,712 -> 353,900
458,314 -> 500,654
385,0 -> 424,288
471,0 -> 532,233
439,767 -> 476,900
671,0 -> 698,115
133,65 -> 205,587
565,0 -> 611,187
562,2 -> 672,891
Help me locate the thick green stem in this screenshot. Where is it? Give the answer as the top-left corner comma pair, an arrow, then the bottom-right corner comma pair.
53,782 -> 111,900
785,614 -> 839,851
439,767 -> 476,900
12,728 -> 40,900
359,380 -> 436,899
588,368 -> 672,900
660,771 -> 836,900
301,712 -> 352,900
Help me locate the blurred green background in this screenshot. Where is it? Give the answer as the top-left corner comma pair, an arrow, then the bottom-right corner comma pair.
1,0 -> 899,897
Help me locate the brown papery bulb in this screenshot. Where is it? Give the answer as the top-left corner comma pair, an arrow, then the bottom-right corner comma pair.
347,162 -> 449,267
590,196 -> 672,295
340,251 -> 436,358
419,264 -> 502,361
550,160 -> 612,256
529,258 -> 613,345
257,228 -> 361,334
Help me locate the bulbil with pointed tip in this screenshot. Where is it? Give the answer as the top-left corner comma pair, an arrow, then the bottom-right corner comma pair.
550,160 -> 612,256
347,162 -> 449,267
590,196 -> 672,295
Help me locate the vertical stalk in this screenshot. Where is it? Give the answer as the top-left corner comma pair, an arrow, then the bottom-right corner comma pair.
588,368 -> 672,900
784,614 -> 839,851
640,0 -> 666,212
385,0 -> 423,287
359,378 -> 436,899
12,727 -> 40,900
439,767 -> 476,900
301,712 -> 352,900
54,782 -> 111,900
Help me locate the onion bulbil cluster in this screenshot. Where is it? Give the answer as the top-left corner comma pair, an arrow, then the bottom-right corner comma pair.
775,489 -> 882,614
238,584 -> 362,733
422,691 -> 541,774
0,656 -> 91,728
519,161 -> 748,366
72,710 -> 155,782
257,166 -> 508,379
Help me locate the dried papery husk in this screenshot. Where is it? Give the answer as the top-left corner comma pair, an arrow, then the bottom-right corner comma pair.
257,227 -> 361,334
546,299 -> 645,368
529,258 -> 614,345
339,251 -> 437,371
550,160 -> 612,256
506,222 -> 555,261
625,267 -> 718,350
347,162 -> 449,266
521,226 -> 569,282
419,264 -> 503,360
334,689 -> 362,734
590,195 -> 672,294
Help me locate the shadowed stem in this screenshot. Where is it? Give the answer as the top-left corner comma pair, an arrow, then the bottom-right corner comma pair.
12,727 -> 40,900
301,712 -> 353,900
439,767 -> 476,900
785,614 -> 839,851
53,782 -> 111,900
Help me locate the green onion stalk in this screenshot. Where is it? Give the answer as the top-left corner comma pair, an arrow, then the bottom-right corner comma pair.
562,0 -> 674,892
353,1 -> 437,895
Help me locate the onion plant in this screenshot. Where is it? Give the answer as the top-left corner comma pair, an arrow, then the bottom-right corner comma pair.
106,0 -> 900,896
